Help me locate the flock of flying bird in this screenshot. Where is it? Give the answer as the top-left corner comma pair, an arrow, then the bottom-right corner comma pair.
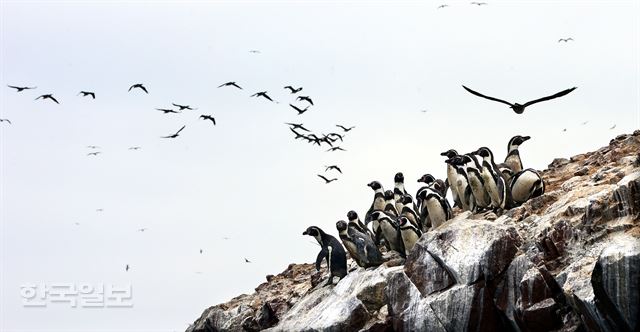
303,84 -> 578,286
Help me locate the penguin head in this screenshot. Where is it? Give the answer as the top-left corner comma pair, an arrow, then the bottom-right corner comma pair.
473,147 -> 494,160
397,216 -> 409,227
302,226 -> 322,237
367,181 -> 382,191
335,220 -> 348,232
445,155 -> 465,166
460,154 -> 475,165
508,135 -> 531,152
401,195 -> 413,205
417,174 -> 436,184
440,149 -> 458,159
384,190 -> 394,200
347,210 -> 358,221
370,211 -> 382,221
394,172 -> 404,183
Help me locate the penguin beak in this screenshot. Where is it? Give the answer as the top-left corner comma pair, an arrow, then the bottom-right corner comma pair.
523,136 -> 531,141
439,151 -> 448,156
302,231 -> 308,235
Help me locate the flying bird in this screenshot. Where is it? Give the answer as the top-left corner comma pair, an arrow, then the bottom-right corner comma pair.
161,125 -> 186,139
87,145 -> 100,149
249,50 -> 261,54
35,94 -> 59,104
296,96 -> 313,105
128,84 -> 148,93
437,4 -> 448,8
200,115 -> 216,125
326,146 -> 346,152
335,124 -> 355,132
0,119 -> 11,124
87,152 -> 101,156
581,121 -> 589,125
128,146 -> 141,150
138,228 -> 147,232
286,123 -> 310,132
251,91 -> 274,102
461,85 -> 577,114
96,208 -> 104,212
78,91 -> 96,99
327,133 -> 343,142
317,174 -> 338,184
289,104 -> 309,115
610,124 -> 616,129
172,103 -> 196,110
325,165 -> 343,173
284,86 -> 303,94
156,108 -> 181,114
470,1 -> 487,5
244,258 -> 252,263
125,264 -> 130,272
218,82 -> 243,89
558,38 -> 574,42
7,85 -> 36,92
199,249 -> 203,254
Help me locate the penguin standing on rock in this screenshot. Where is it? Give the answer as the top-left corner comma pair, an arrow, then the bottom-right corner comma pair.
510,168 -> 545,205
384,190 -> 399,217
370,211 -> 405,257
503,135 -> 531,181
446,155 -> 476,212
473,147 -> 510,211
303,226 -> 348,286
417,188 -> 452,229
399,195 -> 422,230
398,216 -> 422,254
365,181 -> 386,224
462,153 -> 491,211
441,149 -> 462,207
336,220 -> 383,268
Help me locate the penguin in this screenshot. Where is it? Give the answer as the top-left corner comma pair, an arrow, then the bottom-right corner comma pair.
461,153 -> 492,211
399,194 -> 421,230
394,172 -> 409,213
336,220 -> 383,268
398,216 -> 422,254
384,190 -> 399,217
417,188 -> 452,229
347,210 -> 375,243
504,135 -> 531,175
473,147 -> 510,211
510,168 -> 545,205
446,155 -> 476,212
365,181 -> 386,224
441,149 -> 462,207
369,211 -> 405,257
417,174 -> 448,197
302,226 -> 348,286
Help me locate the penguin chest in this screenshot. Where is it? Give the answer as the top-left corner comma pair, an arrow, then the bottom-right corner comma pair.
505,154 -> 523,174
380,221 -> 400,248
481,168 -> 500,205
400,228 -> 420,253
511,170 -> 541,203
342,239 -> 360,263
373,197 -> 385,210
468,174 -> 490,207
447,167 -> 459,197
425,198 -> 446,228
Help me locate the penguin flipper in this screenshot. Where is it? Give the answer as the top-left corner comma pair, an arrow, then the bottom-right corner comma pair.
316,248 -> 327,271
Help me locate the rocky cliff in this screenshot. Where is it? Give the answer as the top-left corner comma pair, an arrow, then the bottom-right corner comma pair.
187,131 -> 640,332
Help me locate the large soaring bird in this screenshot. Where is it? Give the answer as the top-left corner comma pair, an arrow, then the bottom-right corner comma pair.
462,85 -> 577,114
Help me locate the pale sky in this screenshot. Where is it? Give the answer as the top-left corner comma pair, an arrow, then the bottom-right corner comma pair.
1,0 -> 638,331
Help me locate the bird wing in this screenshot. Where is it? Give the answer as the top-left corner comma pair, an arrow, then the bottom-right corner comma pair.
318,174 -> 329,182
462,85 -> 514,106
522,87 -> 577,107
336,166 -> 342,173
140,86 -> 148,93
7,85 -> 19,90
128,85 -> 134,91
336,125 -> 346,131
263,94 -> 273,101
50,96 -> 60,104
217,83 -> 226,88
175,125 -> 186,134
172,103 -> 181,108
90,93 -> 95,99
211,118 -> 216,125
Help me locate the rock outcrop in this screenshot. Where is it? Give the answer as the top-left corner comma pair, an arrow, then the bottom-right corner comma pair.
187,131 -> 640,332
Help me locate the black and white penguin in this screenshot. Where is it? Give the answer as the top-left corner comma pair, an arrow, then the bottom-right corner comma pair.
394,172 -> 409,213
441,149 -> 462,207
384,190 -> 399,217
369,211 -> 405,256
504,135 -> 531,175
474,147 -> 510,210
461,153 -> 492,211
417,187 -> 452,228
302,226 -> 348,286
365,181 -> 386,224
510,168 -> 545,205
399,194 -> 422,230
347,210 -> 375,243
418,174 -> 448,198
446,155 -> 476,212
336,220 -> 383,268
398,216 -> 422,254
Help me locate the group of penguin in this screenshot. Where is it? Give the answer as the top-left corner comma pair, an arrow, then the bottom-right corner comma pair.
303,134 -> 545,286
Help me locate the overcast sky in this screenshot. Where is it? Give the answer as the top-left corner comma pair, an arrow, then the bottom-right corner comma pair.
1,0 -> 638,331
